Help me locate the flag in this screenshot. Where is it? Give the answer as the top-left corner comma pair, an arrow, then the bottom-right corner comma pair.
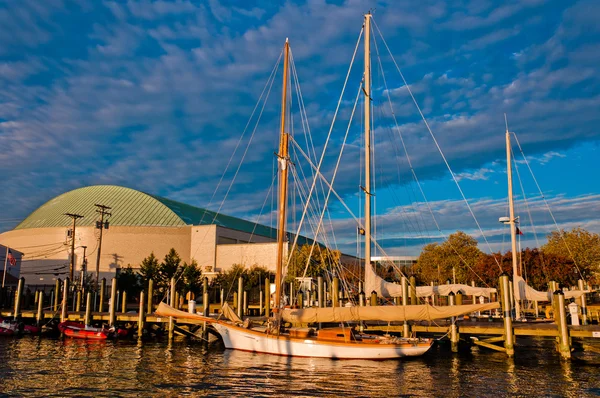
516,227 -> 523,236
7,250 -> 16,266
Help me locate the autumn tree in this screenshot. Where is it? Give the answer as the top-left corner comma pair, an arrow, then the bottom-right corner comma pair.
415,231 -> 483,284
542,227 -> 600,283
286,244 -> 341,283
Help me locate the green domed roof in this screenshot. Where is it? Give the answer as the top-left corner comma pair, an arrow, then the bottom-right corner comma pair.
15,185 -> 277,239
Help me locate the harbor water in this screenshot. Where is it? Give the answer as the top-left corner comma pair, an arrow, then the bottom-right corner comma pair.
0,337 -> 599,397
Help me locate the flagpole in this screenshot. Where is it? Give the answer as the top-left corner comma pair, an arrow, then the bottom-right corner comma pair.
2,246 -> 8,288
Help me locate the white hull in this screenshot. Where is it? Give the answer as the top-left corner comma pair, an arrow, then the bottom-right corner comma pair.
212,322 -> 432,359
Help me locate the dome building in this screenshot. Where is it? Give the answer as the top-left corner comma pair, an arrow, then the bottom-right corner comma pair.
0,185 -> 289,286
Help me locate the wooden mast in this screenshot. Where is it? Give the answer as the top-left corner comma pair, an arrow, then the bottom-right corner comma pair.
364,13 -> 372,290
505,119 -> 521,319
274,39 -> 290,314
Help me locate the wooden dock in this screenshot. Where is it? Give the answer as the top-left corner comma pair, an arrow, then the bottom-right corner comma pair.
1,274 -> 599,360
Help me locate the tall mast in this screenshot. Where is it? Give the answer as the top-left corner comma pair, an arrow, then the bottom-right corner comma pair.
274,39 -> 290,314
505,118 -> 521,319
363,14 -> 372,286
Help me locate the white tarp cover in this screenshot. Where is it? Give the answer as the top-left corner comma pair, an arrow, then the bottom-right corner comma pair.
281,302 -> 500,324
364,263 -> 497,298
513,275 -> 589,302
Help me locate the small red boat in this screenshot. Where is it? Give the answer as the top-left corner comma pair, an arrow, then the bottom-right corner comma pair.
58,321 -> 127,340
0,318 -> 41,335
0,326 -> 16,336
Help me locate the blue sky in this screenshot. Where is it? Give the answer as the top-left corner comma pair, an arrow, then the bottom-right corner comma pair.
1,0 -> 599,256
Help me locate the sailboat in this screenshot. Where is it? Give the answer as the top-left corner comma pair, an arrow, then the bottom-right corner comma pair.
157,13 -> 500,359
503,120 -> 589,319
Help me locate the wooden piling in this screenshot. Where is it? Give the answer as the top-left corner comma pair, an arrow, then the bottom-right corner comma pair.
202,277 -> 209,316
13,277 -> 24,320
99,278 -> 106,312
168,277 -> 176,341
54,279 -> 61,312
264,279 -> 270,316
555,291 -> 571,359
297,290 -> 304,309
370,291 -> 377,306
147,278 -> 154,314
402,277 -> 410,338
36,290 -> 44,326
76,290 -> 81,312
121,291 -> 127,313
85,292 -> 92,326
332,277 -> 339,308
456,291 -> 463,306
237,277 -> 243,318
500,274 -> 515,357
109,278 -> 117,326
138,290 -> 145,339
449,292 -> 459,352
471,281 -> 476,305
578,279 -> 588,325
317,276 -> 324,308
243,291 -> 248,316
61,278 -> 69,322
409,276 -> 417,305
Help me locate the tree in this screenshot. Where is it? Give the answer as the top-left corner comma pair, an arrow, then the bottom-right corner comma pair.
415,231 -> 483,285
286,244 -> 340,283
139,252 -> 160,287
116,265 -> 142,297
542,227 -> 600,283
157,248 -> 183,293
181,259 -> 202,298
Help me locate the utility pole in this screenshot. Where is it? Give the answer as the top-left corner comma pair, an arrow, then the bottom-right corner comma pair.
94,204 -> 111,290
81,245 -> 87,290
64,213 -> 84,281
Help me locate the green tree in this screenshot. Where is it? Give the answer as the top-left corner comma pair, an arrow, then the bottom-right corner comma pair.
158,248 -> 183,293
139,252 -> 160,287
181,259 -> 203,298
542,227 -> 600,283
415,231 -> 482,284
116,265 -> 142,297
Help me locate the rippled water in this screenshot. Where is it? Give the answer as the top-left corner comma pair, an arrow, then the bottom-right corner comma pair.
0,337 -> 599,397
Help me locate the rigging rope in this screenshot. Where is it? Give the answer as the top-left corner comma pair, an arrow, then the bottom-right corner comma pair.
372,18 -> 502,271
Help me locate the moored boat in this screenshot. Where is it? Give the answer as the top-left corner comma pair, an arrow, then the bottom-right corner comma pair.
58,321 -> 127,340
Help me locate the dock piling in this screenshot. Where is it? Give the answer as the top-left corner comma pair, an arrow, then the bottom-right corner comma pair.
138,290 -> 145,339
168,277 -> 175,341
370,291 -> 377,306
60,278 -> 69,322
85,292 -> 92,326
449,292 -> 459,352
401,277 -> 410,338
147,278 -> 154,314
500,274 -> 515,357
332,277 -> 339,307
54,279 -> 60,312
237,277 -> 243,318
121,291 -> 127,313
409,276 -> 417,305
317,277 -> 324,308
109,278 -> 117,326
202,277 -> 209,316
264,279 -> 270,316
555,291 -> 571,359
99,278 -> 106,312
578,279 -> 587,325
13,277 -> 24,320
36,291 -> 44,326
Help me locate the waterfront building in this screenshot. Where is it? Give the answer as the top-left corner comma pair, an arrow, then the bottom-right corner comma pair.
0,185 -> 297,287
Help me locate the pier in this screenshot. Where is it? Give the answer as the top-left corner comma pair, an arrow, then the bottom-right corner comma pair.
1,275 -> 599,360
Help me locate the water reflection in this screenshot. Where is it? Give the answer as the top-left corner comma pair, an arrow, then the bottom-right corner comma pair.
0,338 -> 598,397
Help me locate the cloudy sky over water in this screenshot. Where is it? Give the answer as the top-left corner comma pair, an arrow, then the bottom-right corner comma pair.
1,0 -> 599,256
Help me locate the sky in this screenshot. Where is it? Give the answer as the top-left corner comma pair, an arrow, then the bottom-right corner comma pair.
1,0 -> 599,257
